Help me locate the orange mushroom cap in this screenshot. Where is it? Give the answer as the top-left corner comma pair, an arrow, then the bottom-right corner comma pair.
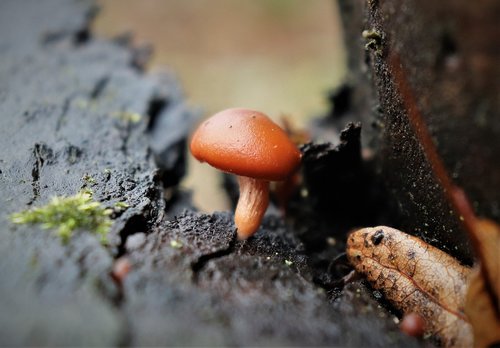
190,108 -> 301,181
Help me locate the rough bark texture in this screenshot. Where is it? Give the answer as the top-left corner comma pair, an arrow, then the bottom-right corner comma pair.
0,0 -> 420,346
336,0 -> 500,263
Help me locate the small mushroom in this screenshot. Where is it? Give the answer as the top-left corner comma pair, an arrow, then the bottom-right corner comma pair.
190,108 -> 301,239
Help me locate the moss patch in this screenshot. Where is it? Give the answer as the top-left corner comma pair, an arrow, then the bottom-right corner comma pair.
11,190 -> 112,244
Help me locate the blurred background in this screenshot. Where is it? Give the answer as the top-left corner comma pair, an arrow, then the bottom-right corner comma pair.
94,0 -> 346,211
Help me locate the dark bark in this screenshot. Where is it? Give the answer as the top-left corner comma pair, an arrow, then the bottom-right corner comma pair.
336,0 -> 500,263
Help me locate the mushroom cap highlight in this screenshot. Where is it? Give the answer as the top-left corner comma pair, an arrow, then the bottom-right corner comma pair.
190,108 -> 301,181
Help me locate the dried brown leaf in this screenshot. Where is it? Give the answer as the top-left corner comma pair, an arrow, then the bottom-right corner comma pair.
346,226 -> 472,347
464,219 -> 500,348
472,219 -> 500,310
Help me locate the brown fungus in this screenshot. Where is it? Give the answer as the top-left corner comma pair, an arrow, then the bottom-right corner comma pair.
190,108 -> 301,239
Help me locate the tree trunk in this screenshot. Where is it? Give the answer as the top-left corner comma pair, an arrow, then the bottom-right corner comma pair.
337,0 -> 500,263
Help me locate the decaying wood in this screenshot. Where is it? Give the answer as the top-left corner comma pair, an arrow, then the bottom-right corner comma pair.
338,1 -> 500,344
346,226 -> 472,347
0,1 -> 423,346
337,0 -> 500,264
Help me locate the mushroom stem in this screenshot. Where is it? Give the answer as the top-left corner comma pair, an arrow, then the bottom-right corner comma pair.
234,176 -> 269,240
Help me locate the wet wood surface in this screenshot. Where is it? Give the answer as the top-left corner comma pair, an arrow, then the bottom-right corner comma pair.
0,0 -> 419,346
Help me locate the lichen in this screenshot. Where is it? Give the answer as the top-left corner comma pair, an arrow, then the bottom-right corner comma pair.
10,190 -> 112,244
362,29 -> 383,56
82,173 -> 96,185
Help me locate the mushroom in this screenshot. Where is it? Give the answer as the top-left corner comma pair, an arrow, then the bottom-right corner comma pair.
190,108 -> 302,239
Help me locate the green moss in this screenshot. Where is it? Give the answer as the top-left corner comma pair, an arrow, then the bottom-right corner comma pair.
111,111 -> 142,123
170,240 -> 183,249
114,201 -> 129,212
10,190 -> 112,244
114,201 -> 129,208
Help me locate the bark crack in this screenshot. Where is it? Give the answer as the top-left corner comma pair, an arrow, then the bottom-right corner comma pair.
191,233 -> 237,284
55,96 -> 73,132
90,76 -> 110,100
28,144 -> 44,205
